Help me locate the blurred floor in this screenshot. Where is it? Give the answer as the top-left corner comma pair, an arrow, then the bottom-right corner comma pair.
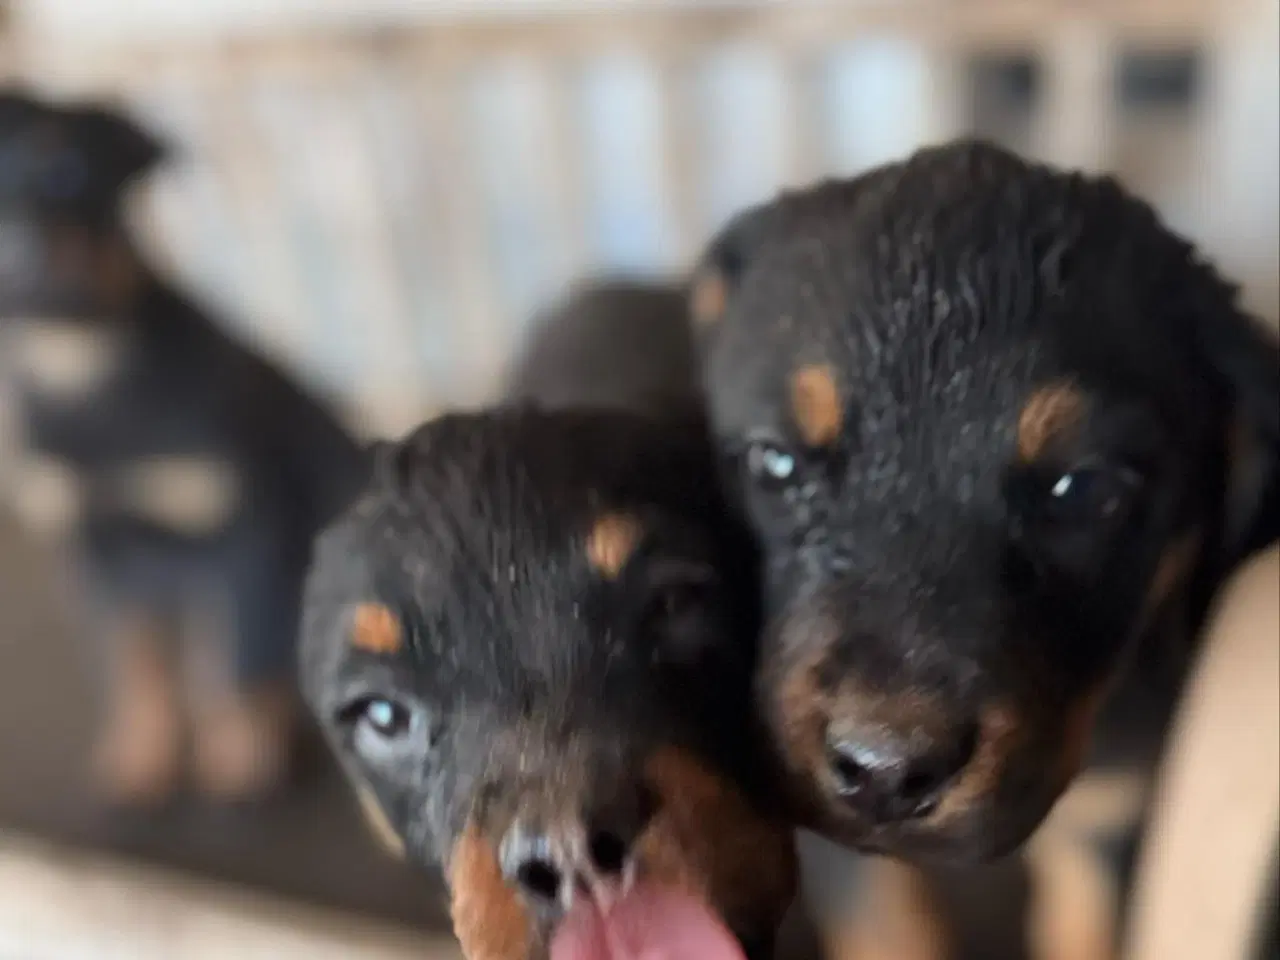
0,508 -> 453,948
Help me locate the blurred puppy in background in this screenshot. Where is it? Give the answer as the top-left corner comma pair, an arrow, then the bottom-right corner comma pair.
0,89 -> 368,807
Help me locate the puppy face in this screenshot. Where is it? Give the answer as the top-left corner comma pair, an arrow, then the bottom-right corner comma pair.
300,409 -> 796,960
692,141 -> 1280,862
0,89 -> 162,316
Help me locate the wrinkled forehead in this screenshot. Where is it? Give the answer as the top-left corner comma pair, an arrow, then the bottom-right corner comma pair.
336,491 -> 652,682
706,273 -> 1051,449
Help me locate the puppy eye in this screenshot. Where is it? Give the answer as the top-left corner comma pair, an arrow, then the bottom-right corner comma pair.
1044,462 -> 1142,524
363,698 -> 412,738
746,440 -> 797,489
337,695 -> 416,742
640,560 -> 722,665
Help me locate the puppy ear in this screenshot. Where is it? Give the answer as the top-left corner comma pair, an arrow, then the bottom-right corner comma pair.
687,202 -> 779,335
0,86 -> 44,130
1199,303 -> 1280,560
69,104 -> 167,190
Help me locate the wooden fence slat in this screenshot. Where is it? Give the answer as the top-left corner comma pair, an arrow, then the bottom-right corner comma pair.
5,0 -> 1272,438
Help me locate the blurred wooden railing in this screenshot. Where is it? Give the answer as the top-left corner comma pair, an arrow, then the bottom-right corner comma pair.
3,0 -> 1276,437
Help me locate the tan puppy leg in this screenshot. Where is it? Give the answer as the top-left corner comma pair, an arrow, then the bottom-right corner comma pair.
1026,771 -> 1148,960
356,785 -> 407,860
90,612 -> 183,807
185,604 -> 296,803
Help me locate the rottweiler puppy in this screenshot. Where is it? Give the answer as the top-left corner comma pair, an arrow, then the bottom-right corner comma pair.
687,140 -> 1279,955
504,277 -> 696,420
0,89 -> 368,805
298,407 -> 797,960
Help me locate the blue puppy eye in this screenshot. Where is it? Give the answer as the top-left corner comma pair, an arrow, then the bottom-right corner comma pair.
748,442 -> 797,486
363,698 -> 412,738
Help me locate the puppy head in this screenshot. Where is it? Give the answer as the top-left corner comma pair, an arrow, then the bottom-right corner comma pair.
0,88 -> 164,316
691,140 -> 1280,862
300,409 -> 796,960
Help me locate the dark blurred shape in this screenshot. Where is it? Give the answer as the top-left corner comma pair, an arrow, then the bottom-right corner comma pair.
504,277 -> 697,419
0,87 -> 368,812
966,52 -> 1042,152
1115,47 -> 1202,112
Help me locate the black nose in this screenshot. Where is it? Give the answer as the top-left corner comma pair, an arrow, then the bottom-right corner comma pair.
826,719 -> 978,823
498,792 -> 654,911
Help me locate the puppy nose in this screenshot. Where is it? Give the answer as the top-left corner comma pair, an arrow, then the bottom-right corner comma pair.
826,719 -> 978,823
498,791 -> 654,912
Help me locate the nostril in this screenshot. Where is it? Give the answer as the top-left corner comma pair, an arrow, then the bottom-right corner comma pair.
897,721 -> 980,818
515,859 -> 563,903
587,829 -> 629,876
827,743 -> 874,798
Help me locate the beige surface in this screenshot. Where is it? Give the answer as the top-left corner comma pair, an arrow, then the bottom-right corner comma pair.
0,831 -> 462,960
1125,545 -> 1280,960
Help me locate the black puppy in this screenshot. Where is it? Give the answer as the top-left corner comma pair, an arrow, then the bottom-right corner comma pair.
503,277 -> 696,419
299,408 -> 797,960
0,89 -> 367,805
688,141 -> 1279,952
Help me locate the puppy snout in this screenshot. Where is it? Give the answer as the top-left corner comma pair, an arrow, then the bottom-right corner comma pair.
497,784 -> 657,914
825,715 -> 978,823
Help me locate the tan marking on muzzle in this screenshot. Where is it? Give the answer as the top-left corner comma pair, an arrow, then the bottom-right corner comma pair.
449,824 -> 533,960
1018,381 -> 1086,460
639,746 -> 798,942
95,237 -> 143,309
108,455 -> 241,536
585,512 -> 643,581
356,785 -> 406,860
790,364 -> 841,448
772,645 -> 839,802
772,639 -> 947,801
351,603 -> 403,656
923,702 -> 1022,827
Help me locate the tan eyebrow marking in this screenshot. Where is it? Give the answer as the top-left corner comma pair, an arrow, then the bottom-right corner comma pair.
586,512 -> 644,580
351,603 -> 403,655
1017,381 -> 1087,460
791,364 -> 842,447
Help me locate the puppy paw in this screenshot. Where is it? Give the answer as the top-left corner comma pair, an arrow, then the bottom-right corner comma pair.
90,697 -> 182,808
192,687 -> 295,803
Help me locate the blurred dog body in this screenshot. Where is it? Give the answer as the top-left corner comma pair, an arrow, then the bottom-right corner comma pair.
0,89 -> 368,806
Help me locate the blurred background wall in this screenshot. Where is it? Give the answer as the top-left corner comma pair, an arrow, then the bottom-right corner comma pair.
3,0 -> 1277,435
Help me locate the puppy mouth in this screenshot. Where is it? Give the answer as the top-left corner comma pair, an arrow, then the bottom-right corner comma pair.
820,774 -> 1061,866
549,883 -> 765,960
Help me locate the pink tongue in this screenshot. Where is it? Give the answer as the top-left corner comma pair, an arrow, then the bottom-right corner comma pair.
550,885 -> 746,960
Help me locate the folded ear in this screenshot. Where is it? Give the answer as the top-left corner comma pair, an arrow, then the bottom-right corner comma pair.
68,103 -> 168,192
1199,304 -> 1280,561
687,201 -> 781,336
